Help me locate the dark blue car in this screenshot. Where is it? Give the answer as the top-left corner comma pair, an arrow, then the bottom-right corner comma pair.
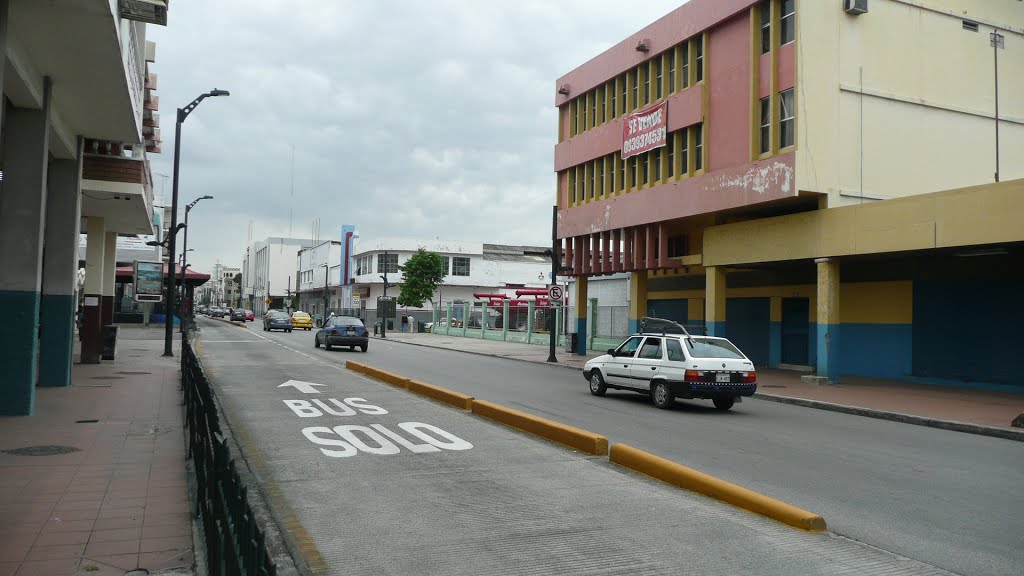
314,316 -> 369,352
263,310 -> 293,332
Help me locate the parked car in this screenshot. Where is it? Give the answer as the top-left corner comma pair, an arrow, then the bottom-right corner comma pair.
263,310 -> 293,332
197,305 -> 207,315
245,309 -> 254,321
230,308 -> 246,322
210,306 -> 225,318
583,318 -> 757,411
314,316 -> 369,352
291,311 -> 313,330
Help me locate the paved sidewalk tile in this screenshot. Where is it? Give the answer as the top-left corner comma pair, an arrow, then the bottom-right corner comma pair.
0,327 -> 194,576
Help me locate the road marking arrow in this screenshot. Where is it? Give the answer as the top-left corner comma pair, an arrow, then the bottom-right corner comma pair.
278,380 -> 327,394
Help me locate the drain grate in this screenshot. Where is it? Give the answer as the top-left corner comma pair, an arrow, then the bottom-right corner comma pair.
116,371 -> 152,375
3,445 -> 81,456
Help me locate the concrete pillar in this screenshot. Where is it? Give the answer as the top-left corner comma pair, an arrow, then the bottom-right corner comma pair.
462,302 -> 469,337
815,258 -> 841,383
81,217 -> 106,364
628,271 -> 648,334
705,266 -> 726,337
39,150 -> 83,387
0,80 -> 52,415
102,232 -> 117,327
588,298 -> 598,348
479,302 -> 487,338
573,276 -> 588,355
446,302 -> 453,335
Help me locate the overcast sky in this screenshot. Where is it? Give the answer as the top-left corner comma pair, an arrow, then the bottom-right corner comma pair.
147,1 -> 687,273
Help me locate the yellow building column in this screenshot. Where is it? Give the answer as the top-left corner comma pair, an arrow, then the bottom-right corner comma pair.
573,276 -> 588,355
815,257 -> 841,383
628,271 -> 648,334
705,266 -> 726,336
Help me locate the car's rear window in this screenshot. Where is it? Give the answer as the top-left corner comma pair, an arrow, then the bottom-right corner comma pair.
685,338 -> 746,359
333,317 -> 363,327
294,312 -> 310,318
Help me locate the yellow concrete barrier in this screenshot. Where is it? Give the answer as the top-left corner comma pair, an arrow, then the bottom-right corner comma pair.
471,399 -> 608,456
406,379 -> 473,410
609,443 -> 826,531
345,361 -> 409,388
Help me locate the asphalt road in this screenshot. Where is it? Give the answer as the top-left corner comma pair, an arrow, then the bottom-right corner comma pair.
205,319 -> 1024,576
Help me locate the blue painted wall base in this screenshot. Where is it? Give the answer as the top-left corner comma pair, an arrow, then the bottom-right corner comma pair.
0,289 -> 41,415
39,294 -> 75,387
706,321 -> 725,338
769,320 -> 782,368
816,323 -> 840,383
839,323 -> 912,380
627,318 -> 640,334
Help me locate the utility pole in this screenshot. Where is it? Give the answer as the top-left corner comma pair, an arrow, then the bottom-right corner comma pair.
380,251 -> 389,338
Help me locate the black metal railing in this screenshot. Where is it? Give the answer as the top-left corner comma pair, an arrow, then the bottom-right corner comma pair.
183,337 -> 277,576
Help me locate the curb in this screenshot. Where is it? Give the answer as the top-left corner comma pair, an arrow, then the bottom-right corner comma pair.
471,399 -> 608,455
208,316 -> 250,329
754,393 -> 1024,442
609,444 -> 826,532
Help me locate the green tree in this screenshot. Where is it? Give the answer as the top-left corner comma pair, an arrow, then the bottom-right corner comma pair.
397,248 -> 447,308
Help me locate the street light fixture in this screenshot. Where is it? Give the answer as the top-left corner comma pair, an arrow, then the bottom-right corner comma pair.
163,89 -> 229,357
180,195 -> 214,334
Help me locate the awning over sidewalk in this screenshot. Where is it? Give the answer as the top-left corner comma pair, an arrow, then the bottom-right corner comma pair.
115,264 -> 211,287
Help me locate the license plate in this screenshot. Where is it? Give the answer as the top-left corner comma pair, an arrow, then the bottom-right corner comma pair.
716,373 -> 731,383
346,329 -> 355,335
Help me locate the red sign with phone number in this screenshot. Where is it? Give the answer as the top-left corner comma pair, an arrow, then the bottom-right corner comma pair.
621,101 -> 668,159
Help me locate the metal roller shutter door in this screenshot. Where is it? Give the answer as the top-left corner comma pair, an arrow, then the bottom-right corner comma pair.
647,299 -> 688,326
726,297 -> 770,367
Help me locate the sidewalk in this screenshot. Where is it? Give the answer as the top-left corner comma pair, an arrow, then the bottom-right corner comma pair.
0,326 -> 194,576
377,331 -> 1024,434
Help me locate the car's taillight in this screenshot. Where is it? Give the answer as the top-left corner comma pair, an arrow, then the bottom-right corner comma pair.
361,329 -> 369,337
330,329 -> 339,335
741,371 -> 756,383
684,370 -> 703,382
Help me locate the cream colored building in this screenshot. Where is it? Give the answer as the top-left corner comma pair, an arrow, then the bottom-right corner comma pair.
797,0 -> 1023,203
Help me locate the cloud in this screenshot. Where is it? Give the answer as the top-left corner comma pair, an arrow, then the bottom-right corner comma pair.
146,0 -> 688,273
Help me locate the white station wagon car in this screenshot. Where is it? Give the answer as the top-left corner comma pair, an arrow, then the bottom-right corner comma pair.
583,318 -> 757,411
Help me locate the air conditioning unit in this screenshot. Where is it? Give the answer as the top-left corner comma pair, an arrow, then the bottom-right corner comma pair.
844,0 -> 868,15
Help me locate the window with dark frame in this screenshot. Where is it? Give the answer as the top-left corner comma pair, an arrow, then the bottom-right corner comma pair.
441,256 -> 449,274
667,49 -> 676,93
610,81 -> 618,119
694,123 -> 703,171
590,89 -> 598,128
598,157 -> 605,196
377,253 -> 398,275
599,85 -> 606,125
780,0 -> 795,45
652,148 -> 661,182
452,256 -> 470,277
621,73 -> 628,115
695,36 -> 704,82
780,89 -> 795,148
629,156 -> 638,188
640,153 -> 649,186
569,168 -> 577,204
667,132 -> 675,178
681,43 -> 690,88
619,153 -> 627,191
680,127 -> 689,174
643,63 -> 651,104
632,70 -> 639,109
760,96 -> 771,154
655,55 -> 663,100
590,160 -> 596,198
760,0 -> 771,54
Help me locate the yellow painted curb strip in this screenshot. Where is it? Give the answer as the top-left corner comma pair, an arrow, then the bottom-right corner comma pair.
345,361 -> 409,388
609,444 -> 826,532
472,399 -> 609,456
407,379 -> 473,411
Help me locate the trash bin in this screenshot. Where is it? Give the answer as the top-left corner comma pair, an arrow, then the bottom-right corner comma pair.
101,325 -> 119,360
374,322 -> 381,336
565,332 -> 578,354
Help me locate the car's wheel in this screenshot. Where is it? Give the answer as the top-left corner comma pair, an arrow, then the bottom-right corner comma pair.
349,345 -> 355,350
360,344 -> 368,352
651,381 -> 675,409
713,397 -> 735,411
314,336 -> 320,348
288,329 -> 292,333
588,371 -> 607,396
324,341 -> 332,351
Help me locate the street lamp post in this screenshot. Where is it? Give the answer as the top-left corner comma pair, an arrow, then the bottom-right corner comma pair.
321,263 -> 329,325
180,195 -> 212,334
163,89 -> 229,356
379,251 -> 390,338
526,206 -> 574,363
